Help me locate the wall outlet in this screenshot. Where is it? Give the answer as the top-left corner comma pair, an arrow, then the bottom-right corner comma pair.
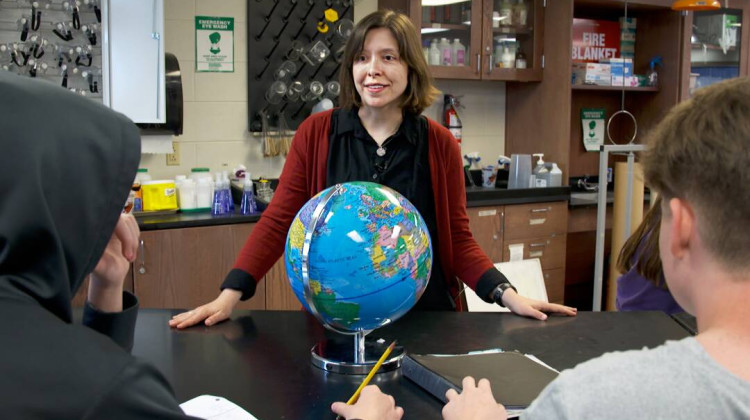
166,141 -> 180,166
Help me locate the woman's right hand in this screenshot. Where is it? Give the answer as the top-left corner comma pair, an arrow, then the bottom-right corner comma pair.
168,288 -> 242,329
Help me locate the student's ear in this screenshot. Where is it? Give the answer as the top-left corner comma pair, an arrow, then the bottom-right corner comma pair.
668,198 -> 695,259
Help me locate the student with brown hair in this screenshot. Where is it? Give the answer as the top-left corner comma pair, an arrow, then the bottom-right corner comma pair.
616,196 -> 683,314
438,76 -> 750,420
170,10 -> 576,329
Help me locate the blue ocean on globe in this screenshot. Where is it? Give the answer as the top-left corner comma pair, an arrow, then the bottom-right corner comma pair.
285,182 -> 432,333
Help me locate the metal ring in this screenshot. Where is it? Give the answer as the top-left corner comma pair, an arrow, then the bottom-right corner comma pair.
606,109 -> 638,145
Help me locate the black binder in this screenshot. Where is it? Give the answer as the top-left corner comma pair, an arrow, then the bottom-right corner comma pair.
402,351 -> 559,409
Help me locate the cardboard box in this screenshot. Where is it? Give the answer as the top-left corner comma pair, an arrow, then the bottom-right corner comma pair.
572,62 -> 611,86
602,58 -> 633,77
611,75 -> 640,87
572,19 -> 621,63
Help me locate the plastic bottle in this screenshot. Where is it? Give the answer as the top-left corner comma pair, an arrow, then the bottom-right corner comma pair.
515,51 -> 527,69
196,177 -> 213,210
240,173 -> 257,215
440,38 -> 452,66
178,178 -> 197,211
443,95 -> 462,146
514,0 -> 528,26
132,168 -> 151,212
501,47 -> 515,69
532,153 -> 548,187
548,163 -> 562,187
452,38 -> 465,66
647,56 -> 662,87
429,39 -> 441,66
212,173 -> 225,216
499,0 -> 513,26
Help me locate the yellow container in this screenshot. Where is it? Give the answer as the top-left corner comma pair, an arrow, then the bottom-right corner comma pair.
142,180 -> 178,211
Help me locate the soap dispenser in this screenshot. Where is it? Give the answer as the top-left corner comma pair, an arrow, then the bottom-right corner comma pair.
532,153 -> 548,187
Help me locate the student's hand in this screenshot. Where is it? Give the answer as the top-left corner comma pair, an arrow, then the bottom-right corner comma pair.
331,385 -> 404,420
88,213 -> 140,312
502,289 -> 577,320
168,288 -> 241,329
443,377 -> 507,420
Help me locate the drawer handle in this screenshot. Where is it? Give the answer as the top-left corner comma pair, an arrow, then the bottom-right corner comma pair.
529,242 -> 547,248
529,218 -> 547,225
138,239 -> 146,274
530,208 -> 550,213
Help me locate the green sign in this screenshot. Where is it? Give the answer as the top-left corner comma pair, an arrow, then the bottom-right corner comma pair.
195,16 -> 234,72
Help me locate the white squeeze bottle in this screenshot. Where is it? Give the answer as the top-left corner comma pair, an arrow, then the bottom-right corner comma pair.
452,38 -> 466,66
548,163 -> 562,187
429,39 -> 441,66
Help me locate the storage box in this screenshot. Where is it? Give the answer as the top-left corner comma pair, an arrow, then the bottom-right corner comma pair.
611,75 -> 639,87
572,62 -> 611,86
572,19 -> 620,63
602,58 -> 633,77
142,180 -> 178,211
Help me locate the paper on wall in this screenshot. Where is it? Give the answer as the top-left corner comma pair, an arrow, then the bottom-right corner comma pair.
581,108 -> 605,152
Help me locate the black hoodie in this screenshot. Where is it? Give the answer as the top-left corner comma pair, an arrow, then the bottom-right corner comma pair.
0,72 -> 193,419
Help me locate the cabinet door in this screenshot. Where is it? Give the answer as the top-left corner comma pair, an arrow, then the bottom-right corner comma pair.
410,0 -> 483,79
504,201 -> 567,240
103,0 -> 165,123
482,0 -> 544,81
467,205 -> 504,263
502,233 -> 566,270
133,225 -> 265,310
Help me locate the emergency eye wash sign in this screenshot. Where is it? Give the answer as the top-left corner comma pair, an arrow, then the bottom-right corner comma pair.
572,19 -> 620,63
196,16 -> 234,72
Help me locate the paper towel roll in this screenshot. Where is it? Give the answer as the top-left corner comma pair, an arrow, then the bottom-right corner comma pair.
606,162 -> 644,310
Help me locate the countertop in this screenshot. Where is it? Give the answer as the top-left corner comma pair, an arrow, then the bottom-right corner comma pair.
136,186 -> 571,231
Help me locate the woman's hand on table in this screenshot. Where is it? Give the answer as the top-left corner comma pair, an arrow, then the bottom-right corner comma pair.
168,288 -> 242,329
331,385 -> 404,420
443,377 -> 507,420
502,289 -> 577,320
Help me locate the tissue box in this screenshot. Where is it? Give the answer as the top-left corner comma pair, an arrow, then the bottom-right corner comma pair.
572,62 -> 611,86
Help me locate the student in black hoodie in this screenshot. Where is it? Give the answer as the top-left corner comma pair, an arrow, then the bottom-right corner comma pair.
0,71 -> 195,419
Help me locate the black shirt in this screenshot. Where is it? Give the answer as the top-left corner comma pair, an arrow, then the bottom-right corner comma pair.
326,107 -> 455,310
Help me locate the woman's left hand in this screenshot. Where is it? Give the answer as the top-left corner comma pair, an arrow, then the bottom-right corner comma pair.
501,289 -> 577,320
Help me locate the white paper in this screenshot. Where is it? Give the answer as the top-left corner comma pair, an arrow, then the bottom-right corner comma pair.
141,135 -> 175,154
462,259 -> 548,312
180,395 -> 260,420
508,244 -> 524,262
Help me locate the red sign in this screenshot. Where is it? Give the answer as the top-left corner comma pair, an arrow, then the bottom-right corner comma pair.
572,19 -> 620,63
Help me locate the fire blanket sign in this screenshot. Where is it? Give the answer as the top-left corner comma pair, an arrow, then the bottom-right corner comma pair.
571,19 -> 620,63
196,16 -> 234,72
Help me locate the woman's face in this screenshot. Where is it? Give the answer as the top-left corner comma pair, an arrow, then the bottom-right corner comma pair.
352,27 -> 408,112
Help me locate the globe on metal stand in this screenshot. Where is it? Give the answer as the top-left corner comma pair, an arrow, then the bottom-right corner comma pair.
285,182 -> 432,375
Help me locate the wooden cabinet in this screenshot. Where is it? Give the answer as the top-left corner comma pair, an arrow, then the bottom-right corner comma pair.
467,201 -> 567,304
467,206 -> 504,263
132,224 -> 266,310
379,0 -> 544,81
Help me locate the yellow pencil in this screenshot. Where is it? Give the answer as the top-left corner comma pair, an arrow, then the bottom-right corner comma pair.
346,341 -> 397,405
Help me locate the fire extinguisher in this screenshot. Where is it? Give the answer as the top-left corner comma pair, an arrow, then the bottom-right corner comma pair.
444,94 -> 462,146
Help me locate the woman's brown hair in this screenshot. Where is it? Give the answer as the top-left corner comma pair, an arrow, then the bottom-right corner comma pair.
338,10 -> 440,114
616,196 -> 664,287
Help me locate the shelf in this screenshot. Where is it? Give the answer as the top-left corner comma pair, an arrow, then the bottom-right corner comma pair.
572,85 -> 658,92
421,23 -> 470,31
492,25 -> 533,35
691,43 -> 737,52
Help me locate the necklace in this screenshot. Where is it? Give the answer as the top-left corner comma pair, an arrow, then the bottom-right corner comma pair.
376,146 -> 386,157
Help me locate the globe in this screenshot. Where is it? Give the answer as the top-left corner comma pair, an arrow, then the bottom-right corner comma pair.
285,181 -> 432,333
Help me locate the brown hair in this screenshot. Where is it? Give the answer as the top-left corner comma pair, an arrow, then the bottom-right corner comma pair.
338,10 -> 440,114
616,196 -> 664,287
643,77 -> 750,271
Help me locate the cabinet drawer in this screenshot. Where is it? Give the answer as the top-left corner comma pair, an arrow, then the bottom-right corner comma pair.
503,234 -> 566,270
543,268 -> 565,304
504,202 -> 567,240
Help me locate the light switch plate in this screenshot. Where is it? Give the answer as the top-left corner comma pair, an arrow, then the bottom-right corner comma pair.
166,141 -> 180,166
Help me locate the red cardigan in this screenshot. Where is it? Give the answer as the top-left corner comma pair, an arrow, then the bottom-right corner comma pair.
232,109 -> 494,311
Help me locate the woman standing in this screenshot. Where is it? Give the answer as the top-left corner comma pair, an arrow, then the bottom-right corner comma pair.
170,10 -> 576,329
